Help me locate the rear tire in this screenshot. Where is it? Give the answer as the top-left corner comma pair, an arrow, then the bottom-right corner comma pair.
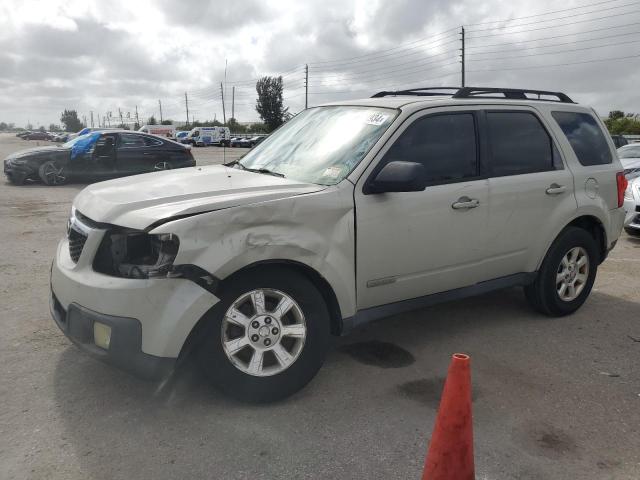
196,267 -> 330,403
524,227 -> 598,316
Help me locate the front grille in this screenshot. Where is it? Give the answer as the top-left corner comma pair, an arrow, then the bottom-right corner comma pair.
68,227 -> 88,263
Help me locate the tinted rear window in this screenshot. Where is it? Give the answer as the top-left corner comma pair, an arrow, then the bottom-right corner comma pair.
486,112 -> 556,177
551,111 -> 612,166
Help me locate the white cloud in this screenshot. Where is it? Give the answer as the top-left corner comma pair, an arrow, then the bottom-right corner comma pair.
0,0 -> 639,128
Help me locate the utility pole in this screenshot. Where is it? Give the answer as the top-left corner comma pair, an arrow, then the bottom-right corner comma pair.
221,82 -> 226,124
118,108 -> 124,127
231,86 -> 235,121
158,99 -> 163,123
304,64 -> 309,109
135,105 -> 139,127
184,92 -> 189,126
460,26 -> 466,88
83,115 -> 87,127
90,111 -> 94,128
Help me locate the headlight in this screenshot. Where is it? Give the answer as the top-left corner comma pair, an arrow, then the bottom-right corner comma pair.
93,231 -> 180,279
10,158 -> 27,165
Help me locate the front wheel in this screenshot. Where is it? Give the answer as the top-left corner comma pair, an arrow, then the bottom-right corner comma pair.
196,267 -> 330,402
524,227 -> 598,316
38,160 -> 68,186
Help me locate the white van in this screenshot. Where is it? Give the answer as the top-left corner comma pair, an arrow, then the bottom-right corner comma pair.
138,124 -> 176,139
186,126 -> 230,147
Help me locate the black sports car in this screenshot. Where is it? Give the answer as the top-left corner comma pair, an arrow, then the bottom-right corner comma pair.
4,130 -> 195,185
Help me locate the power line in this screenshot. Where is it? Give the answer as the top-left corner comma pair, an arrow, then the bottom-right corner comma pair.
308,27 -> 460,66
465,21 -> 640,48
467,10 -> 640,39
466,0 -> 632,26
467,30 -> 640,55
466,0 -> 639,32
467,38 -> 640,61
468,52 -> 640,73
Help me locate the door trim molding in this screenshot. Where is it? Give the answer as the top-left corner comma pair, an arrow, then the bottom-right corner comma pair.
341,272 -> 536,334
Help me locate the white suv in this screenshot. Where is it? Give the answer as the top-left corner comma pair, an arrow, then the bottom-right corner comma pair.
50,87 -> 627,402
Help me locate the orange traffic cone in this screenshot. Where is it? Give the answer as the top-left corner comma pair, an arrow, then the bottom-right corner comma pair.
421,353 -> 474,480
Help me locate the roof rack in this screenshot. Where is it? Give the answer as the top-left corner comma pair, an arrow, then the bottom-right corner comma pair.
371,86 -> 575,103
371,87 -> 461,98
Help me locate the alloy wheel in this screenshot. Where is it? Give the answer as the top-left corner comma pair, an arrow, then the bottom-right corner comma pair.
221,289 -> 307,377
43,163 -> 66,185
556,246 -> 589,302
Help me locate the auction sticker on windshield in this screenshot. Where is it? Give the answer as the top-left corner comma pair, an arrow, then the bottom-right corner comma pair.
365,112 -> 389,126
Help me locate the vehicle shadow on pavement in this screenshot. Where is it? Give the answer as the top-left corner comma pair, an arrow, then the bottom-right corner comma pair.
52,288 -> 640,480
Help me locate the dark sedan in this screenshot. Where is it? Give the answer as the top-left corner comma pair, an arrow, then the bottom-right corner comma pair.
4,130 -> 195,185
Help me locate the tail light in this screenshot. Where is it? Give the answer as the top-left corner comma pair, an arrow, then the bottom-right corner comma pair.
616,172 -> 628,208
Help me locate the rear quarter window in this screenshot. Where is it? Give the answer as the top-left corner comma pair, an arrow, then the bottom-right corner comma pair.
551,111 -> 612,166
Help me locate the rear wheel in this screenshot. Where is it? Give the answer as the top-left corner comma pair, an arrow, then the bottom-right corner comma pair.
524,227 -> 598,316
153,161 -> 172,171
38,161 -> 67,186
196,267 -> 330,402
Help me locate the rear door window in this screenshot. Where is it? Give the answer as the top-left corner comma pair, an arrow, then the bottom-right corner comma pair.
551,111 -> 612,166
119,133 -> 146,148
486,111 -> 558,177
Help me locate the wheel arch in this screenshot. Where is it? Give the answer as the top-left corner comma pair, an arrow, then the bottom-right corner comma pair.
177,260 -> 344,361
566,215 -> 607,264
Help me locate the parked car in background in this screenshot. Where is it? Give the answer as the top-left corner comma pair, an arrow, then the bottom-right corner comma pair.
176,131 -> 189,143
611,134 -> 628,148
623,176 -> 640,236
249,135 -> 266,147
229,137 -> 243,147
24,131 -> 50,141
16,131 -> 31,138
617,144 -> 640,179
139,124 -> 176,139
3,130 -> 194,185
48,87 -> 626,402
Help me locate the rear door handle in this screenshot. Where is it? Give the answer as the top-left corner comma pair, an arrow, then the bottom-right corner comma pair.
546,184 -> 566,195
451,196 -> 480,210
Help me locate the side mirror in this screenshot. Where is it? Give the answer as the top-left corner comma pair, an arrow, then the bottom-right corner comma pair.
366,161 -> 427,194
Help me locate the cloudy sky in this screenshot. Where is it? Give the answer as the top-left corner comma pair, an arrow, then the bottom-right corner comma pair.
1,0 -> 639,129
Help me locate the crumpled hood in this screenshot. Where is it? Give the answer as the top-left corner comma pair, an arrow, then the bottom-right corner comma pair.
6,146 -> 69,160
74,165 -> 326,230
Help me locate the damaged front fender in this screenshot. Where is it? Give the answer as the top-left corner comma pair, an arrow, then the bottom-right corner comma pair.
149,183 -> 357,318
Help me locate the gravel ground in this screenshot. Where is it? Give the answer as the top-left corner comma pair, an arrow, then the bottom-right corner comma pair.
1,132 -> 639,480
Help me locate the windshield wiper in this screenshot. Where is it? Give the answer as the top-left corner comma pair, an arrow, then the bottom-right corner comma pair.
244,167 -> 285,178
226,161 -> 285,178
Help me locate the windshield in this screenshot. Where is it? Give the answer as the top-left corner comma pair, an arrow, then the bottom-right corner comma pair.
618,145 -> 640,159
63,134 -> 92,148
238,106 -> 398,185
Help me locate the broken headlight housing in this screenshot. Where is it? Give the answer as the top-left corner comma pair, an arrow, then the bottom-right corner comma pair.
93,230 -> 180,279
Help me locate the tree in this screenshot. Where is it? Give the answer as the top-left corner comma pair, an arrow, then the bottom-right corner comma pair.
161,119 -> 173,125
604,111 -> 640,135
255,76 -> 288,132
148,115 -> 157,125
60,109 -> 83,132
0,122 -> 7,131
49,123 -> 61,132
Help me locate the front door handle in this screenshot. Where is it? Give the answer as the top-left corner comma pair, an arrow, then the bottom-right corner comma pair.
452,196 -> 480,210
546,183 -> 566,195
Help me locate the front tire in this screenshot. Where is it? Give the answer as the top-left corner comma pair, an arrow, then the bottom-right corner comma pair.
524,227 -> 598,316
196,267 -> 330,402
38,160 -> 67,186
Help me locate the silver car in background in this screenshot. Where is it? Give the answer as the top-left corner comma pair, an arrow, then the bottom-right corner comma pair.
618,144 -> 640,179
623,176 -> 640,236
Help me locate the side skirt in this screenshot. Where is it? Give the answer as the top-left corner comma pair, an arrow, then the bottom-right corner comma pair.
340,272 -> 537,335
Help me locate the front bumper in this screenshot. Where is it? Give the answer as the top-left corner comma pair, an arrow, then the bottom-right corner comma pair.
4,160 -> 34,183
50,224 -> 219,378
50,292 -> 175,379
